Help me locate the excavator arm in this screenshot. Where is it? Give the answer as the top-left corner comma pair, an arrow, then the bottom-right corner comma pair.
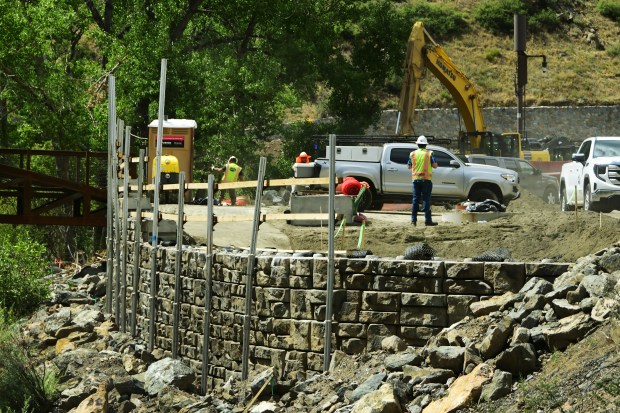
397,21 -> 486,149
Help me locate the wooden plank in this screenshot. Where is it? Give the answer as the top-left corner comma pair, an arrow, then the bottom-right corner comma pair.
130,211 -> 334,223
129,176 -> 332,192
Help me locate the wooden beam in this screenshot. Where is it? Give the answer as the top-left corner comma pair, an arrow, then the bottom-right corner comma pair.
128,176 -> 333,192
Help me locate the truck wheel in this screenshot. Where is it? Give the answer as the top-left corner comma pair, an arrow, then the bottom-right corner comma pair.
469,188 -> 498,203
560,186 -> 569,212
584,183 -> 598,212
543,187 -> 558,204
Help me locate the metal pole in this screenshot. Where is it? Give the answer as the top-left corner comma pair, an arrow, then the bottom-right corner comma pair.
120,125 -> 131,333
113,119 -> 123,322
105,76 -> 116,314
149,58 -> 168,351
201,174 -> 215,394
172,172 -> 185,358
323,134 -> 336,371
131,149 -> 145,336
242,157 -> 267,380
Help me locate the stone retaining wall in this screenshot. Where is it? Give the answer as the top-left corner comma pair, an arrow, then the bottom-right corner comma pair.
370,106 -> 620,142
127,244 -> 570,387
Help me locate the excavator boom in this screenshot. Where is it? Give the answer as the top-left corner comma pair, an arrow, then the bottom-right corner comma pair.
398,21 -> 486,146
397,21 -> 550,161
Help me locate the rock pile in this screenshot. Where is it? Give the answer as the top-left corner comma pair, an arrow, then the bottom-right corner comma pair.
17,244 -> 620,412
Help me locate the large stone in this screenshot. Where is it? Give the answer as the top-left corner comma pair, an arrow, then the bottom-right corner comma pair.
422,363 -> 493,413
384,352 -> 424,371
403,366 -> 454,385
144,358 -> 195,395
580,274 -> 618,298
494,343 -> 537,378
480,370 -> 512,402
470,292 -> 519,316
427,346 -> 466,374
541,312 -> 597,351
349,372 -> 387,403
479,318 -> 514,360
351,383 -> 402,413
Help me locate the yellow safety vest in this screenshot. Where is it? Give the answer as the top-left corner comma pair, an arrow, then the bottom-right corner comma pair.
410,149 -> 433,180
223,163 -> 242,182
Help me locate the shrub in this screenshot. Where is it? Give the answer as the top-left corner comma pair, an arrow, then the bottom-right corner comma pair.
486,48 -> 503,63
608,43 -> 620,58
597,0 -> 620,23
0,322 -> 57,412
401,1 -> 468,40
528,8 -> 562,31
0,227 -> 51,317
474,0 -> 526,35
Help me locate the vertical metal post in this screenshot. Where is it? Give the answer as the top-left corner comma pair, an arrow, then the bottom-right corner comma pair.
105,76 -> 116,314
131,149 -> 145,336
149,58 -> 167,351
201,174 -> 215,394
515,14 -> 527,140
172,172 -> 185,358
113,119 -> 124,322
323,134 -> 336,371
242,157 -> 267,380
120,125 -> 131,332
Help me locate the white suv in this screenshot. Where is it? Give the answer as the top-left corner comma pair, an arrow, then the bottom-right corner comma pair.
560,137 -> 620,212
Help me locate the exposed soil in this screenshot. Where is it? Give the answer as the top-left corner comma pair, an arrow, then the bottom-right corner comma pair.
273,190 -> 620,263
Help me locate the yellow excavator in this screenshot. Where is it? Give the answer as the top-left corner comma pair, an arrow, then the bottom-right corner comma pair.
397,21 -> 550,162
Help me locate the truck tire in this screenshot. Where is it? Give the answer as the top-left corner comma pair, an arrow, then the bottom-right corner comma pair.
543,187 -> 558,204
469,187 -> 499,203
560,186 -> 570,212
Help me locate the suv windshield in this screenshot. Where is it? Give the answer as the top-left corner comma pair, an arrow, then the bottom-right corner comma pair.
593,140 -> 620,158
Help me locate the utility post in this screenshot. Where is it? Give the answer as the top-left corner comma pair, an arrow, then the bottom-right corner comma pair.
514,14 -> 547,145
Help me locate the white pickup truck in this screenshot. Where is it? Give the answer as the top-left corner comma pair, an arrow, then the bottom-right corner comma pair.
559,136 -> 620,212
313,143 -> 520,210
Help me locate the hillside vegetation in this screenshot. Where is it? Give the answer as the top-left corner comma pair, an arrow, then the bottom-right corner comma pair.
427,1 -> 619,107
309,0 -> 620,122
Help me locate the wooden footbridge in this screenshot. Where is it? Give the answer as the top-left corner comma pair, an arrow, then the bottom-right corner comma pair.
0,149 -> 108,226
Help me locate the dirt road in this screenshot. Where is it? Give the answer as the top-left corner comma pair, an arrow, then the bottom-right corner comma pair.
168,190 -> 620,263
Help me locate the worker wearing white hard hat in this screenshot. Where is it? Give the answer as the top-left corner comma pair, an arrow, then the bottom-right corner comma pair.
407,136 -> 439,226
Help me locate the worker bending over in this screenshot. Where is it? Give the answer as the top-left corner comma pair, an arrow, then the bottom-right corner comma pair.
213,156 -> 244,206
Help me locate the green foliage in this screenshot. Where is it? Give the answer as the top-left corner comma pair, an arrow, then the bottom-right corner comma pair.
608,43 -> 620,57
474,0 -> 562,34
474,0 -> 526,34
597,0 -> 620,22
528,8 -> 561,31
486,48 -> 503,63
402,1 -> 469,40
0,322 -> 57,412
0,227 -> 51,317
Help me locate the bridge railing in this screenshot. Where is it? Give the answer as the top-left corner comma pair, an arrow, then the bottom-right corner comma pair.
0,149 -> 108,188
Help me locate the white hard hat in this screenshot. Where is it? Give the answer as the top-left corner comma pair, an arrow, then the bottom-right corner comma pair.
300,151 -> 308,157
228,156 -> 237,162
416,135 -> 428,145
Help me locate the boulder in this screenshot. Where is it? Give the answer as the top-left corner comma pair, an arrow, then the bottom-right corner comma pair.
144,358 -> 195,395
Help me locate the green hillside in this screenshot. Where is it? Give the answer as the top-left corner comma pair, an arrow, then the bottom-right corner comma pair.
298,0 -> 620,123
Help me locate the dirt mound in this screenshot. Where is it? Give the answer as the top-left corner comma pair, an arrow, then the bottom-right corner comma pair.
275,190 -> 620,262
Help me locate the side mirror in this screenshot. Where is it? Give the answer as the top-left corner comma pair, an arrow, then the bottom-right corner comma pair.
449,160 -> 461,168
533,168 -> 542,176
572,153 -> 585,162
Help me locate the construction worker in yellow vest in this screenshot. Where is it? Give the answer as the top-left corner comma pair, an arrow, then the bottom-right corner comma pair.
213,156 -> 244,205
407,136 -> 438,226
